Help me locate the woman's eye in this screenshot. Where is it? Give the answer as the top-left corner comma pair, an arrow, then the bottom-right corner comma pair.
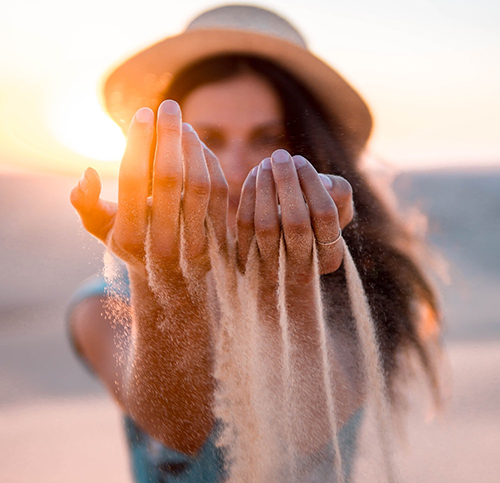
198,130 -> 225,150
252,132 -> 286,150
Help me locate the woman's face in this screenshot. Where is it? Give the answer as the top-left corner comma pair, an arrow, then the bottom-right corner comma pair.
182,71 -> 288,224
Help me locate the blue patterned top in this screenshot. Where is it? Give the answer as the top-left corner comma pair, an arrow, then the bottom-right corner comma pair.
123,411 -> 363,483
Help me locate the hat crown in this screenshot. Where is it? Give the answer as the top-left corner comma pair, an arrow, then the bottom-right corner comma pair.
187,5 -> 307,48
104,4 -> 372,154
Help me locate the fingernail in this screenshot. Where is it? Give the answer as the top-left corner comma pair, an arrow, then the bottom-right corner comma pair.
79,172 -> 88,192
261,157 -> 272,170
272,149 -> 290,164
182,122 -> 194,133
319,173 -> 332,189
135,107 -> 153,123
161,99 -> 180,115
251,166 -> 259,177
293,155 -> 307,168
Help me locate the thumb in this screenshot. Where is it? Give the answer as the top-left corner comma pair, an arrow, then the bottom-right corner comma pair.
70,167 -> 116,243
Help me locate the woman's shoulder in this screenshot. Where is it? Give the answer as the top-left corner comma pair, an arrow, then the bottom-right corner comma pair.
67,261 -> 131,311
66,261 -> 131,378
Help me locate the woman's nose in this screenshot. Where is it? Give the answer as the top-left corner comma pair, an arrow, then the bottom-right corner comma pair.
217,142 -> 256,191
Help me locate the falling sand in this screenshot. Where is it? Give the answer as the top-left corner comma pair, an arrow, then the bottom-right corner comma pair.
205,226 -> 396,483
103,227 -> 396,482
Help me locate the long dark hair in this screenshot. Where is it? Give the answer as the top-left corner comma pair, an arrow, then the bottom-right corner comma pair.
164,55 -> 441,405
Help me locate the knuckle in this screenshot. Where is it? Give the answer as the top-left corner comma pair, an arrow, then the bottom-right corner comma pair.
186,178 -> 211,197
211,177 -> 229,197
255,218 -> 280,239
284,218 -> 311,238
315,204 -> 339,224
318,246 -> 344,275
237,215 -> 254,231
154,171 -> 182,190
110,234 -> 142,256
150,248 -> 178,267
320,257 -> 343,275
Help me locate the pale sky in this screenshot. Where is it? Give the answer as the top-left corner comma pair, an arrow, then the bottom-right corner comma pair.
1,0 -> 499,175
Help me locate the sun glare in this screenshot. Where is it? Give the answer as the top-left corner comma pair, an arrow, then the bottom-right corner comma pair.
49,81 -> 126,162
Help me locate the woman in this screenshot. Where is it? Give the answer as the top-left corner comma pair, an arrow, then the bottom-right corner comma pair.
69,5 -> 441,482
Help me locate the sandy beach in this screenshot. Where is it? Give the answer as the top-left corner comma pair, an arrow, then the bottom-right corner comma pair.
1,168 -> 499,482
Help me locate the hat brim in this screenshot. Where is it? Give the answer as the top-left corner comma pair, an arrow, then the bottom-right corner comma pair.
102,28 -> 372,155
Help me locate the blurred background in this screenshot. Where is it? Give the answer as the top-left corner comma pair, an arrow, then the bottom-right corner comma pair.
1,0 -> 499,481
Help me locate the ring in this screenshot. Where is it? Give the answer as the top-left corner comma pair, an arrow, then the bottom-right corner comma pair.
316,228 -> 342,246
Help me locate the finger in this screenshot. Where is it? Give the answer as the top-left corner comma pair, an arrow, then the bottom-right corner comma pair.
271,149 -> 313,261
203,144 -> 229,253
70,167 -> 100,214
236,166 -> 258,272
150,100 -> 183,265
181,123 -> 210,263
318,174 -> 354,229
70,167 -> 117,243
113,108 -> 153,256
293,155 -> 343,273
254,157 -> 280,271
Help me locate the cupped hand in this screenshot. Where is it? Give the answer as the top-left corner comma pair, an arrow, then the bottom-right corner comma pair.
236,149 -> 354,283
70,100 -> 228,286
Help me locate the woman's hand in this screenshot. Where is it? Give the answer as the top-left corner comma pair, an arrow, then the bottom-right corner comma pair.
70,101 -> 229,454
70,101 -> 228,287
236,149 -> 354,283
235,149 -> 359,438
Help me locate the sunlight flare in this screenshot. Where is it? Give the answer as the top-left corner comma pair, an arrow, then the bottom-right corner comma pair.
49,80 -> 126,162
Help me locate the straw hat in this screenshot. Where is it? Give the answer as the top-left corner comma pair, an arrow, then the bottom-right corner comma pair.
102,4 -> 373,155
